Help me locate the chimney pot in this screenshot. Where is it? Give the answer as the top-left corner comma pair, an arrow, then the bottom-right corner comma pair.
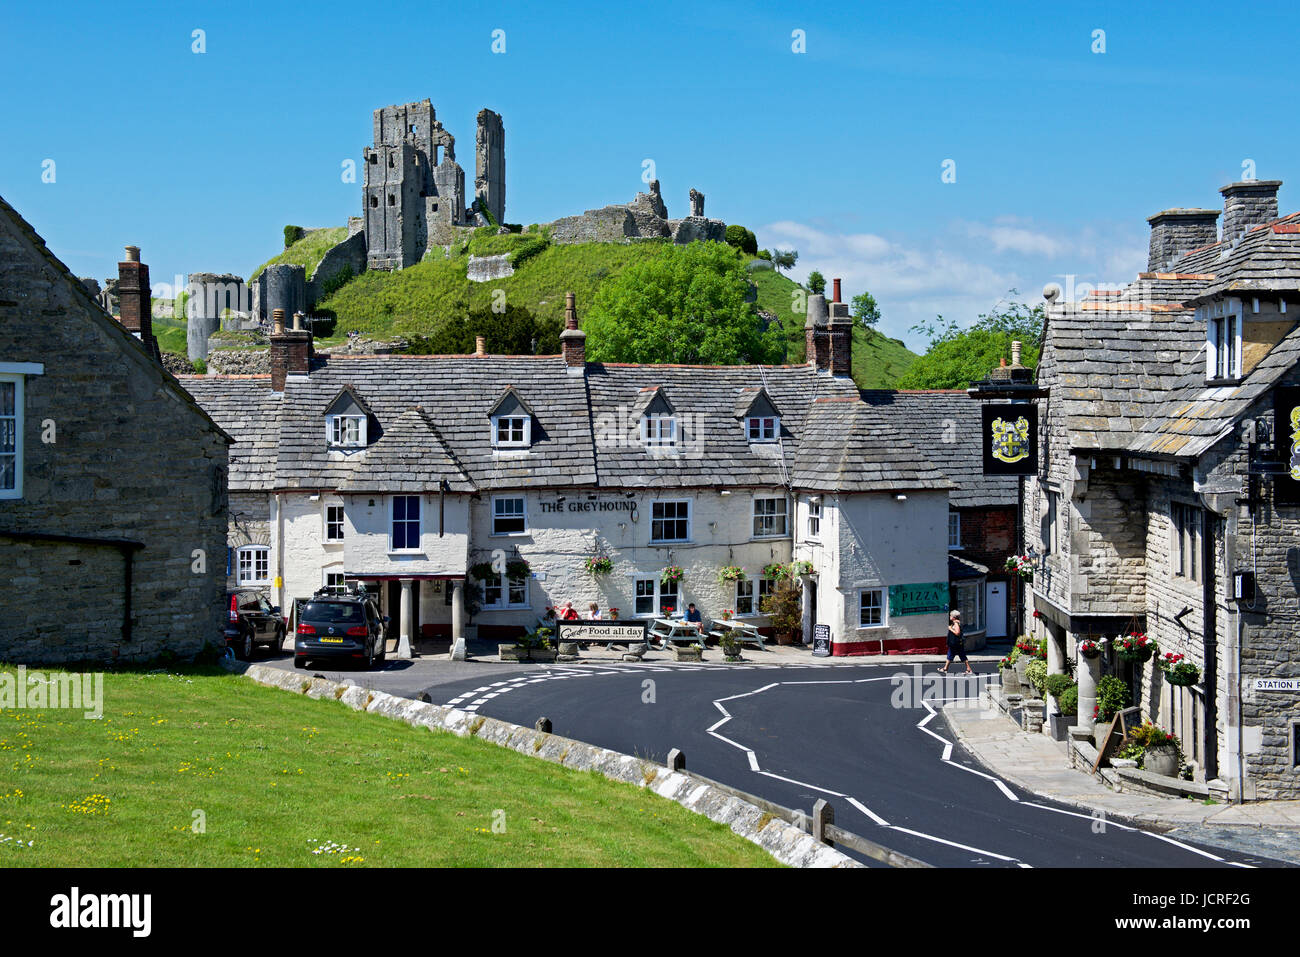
832,278 -> 842,303
269,308 -> 312,391
124,245 -> 140,263
1011,340 -> 1022,367
560,291 -> 586,370
475,335 -> 486,356
272,308 -> 285,335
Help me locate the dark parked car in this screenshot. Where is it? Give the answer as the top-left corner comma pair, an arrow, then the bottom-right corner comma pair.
224,590 -> 286,660
294,588 -> 387,669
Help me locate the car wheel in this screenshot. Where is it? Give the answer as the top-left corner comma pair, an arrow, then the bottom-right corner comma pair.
237,632 -> 254,661
365,642 -> 375,670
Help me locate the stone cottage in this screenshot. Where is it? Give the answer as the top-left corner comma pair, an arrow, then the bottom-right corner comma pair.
185,285 -> 982,658
1025,178 -> 1300,799
0,195 -> 231,664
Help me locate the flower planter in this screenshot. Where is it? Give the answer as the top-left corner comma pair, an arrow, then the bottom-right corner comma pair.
1014,657 -> 1030,682
1143,744 -> 1179,777
1000,668 -> 1023,696
499,644 -> 528,662
530,649 -> 557,663
1047,712 -> 1071,742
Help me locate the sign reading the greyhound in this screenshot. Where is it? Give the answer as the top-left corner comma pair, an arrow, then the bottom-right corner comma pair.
888,582 -> 949,617
981,404 -> 1037,475
1273,387 -> 1300,504
556,620 -> 648,643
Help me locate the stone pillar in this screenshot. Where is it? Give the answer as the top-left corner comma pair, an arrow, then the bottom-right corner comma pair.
800,574 -> 814,645
450,579 -> 467,661
397,579 -> 414,659
1077,651 -> 1100,732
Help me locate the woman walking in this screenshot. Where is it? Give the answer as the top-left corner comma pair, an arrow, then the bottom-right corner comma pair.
939,609 -> 974,675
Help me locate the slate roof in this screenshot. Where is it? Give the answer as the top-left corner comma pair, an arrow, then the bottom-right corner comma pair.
858,390 -> 1019,507
1042,204 -> 1300,461
189,354 -> 960,495
791,397 -> 952,493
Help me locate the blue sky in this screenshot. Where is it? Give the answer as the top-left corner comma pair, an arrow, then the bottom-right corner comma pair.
4,0 -> 1298,351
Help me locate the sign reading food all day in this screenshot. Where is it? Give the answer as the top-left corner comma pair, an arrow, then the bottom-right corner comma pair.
888,582 -> 949,617
555,620 -> 648,643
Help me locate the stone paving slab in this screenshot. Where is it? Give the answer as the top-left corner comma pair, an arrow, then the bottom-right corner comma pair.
943,699 -> 1300,864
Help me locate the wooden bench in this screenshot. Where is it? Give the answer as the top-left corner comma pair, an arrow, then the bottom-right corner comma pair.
709,619 -> 767,651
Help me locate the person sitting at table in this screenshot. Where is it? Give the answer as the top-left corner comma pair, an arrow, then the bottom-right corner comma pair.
558,601 -> 580,620
684,602 -> 703,631
588,602 -> 601,620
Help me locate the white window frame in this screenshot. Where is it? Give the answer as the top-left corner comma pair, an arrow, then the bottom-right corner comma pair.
948,511 -> 961,550
491,414 -> 531,448
807,500 -> 822,539
641,414 -> 678,448
390,495 -> 422,552
327,414 -> 367,448
747,415 -> 779,443
236,545 -> 270,586
752,496 -> 788,538
1207,314 -> 1241,380
634,576 -> 680,617
322,568 -> 346,591
858,587 -> 887,629
491,495 -> 527,535
324,503 -> 345,542
650,499 -> 691,543
736,577 -> 776,617
482,570 -> 530,609
1171,501 -> 1201,582
0,373 -> 23,500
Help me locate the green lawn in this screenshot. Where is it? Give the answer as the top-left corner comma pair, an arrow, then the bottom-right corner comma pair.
0,666 -> 777,867
152,315 -> 188,356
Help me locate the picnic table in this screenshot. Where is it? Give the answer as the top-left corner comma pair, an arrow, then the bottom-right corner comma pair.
709,619 -> 767,651
648,617 -> 705,650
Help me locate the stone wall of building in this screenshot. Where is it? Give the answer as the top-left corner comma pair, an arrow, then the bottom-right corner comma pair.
227,490 -> 272,593
306,232 -> 366,305
0,206 -> 229,664
206,350 -> 271,376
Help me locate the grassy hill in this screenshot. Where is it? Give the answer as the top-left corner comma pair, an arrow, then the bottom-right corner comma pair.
251,227 -> 348,281
252,227 -> 917,388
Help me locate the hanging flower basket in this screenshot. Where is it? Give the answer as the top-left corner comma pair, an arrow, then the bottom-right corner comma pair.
762,562 -> 788,581
583,555 -> 613,576
717,565 -> 746,585
1115,632 -> 1156,663
505,558 -> 532,580
1004,554 -> 1033,581
789,560 -> 814,578
1158,652 -> 1200,686
661,565 -> 684,585
1078,639 -> 1102,659
469,561 -> 495,581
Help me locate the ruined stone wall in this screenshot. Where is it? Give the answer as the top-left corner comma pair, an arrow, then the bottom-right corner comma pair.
475,109 -> 505,226
0,209 -> 229,664
307,232 -> 366,305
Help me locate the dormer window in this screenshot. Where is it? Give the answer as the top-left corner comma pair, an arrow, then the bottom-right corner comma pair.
328,414 -> 367,447
747,416 -> 779,442
488,386 -> 535,449
493,415 -> 530,447
642,414 -> 677,447
1207,313 -> 1241,380
324,386 -> 374,450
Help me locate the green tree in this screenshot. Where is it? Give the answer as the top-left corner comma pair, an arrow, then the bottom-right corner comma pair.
583,241 -> 784,365
807,270 -> 826,295
851,291 -> 881,329
405,304 -> 559,356
896,293 -> 1045,390
772,249 -> 798,273
724,224 -> 758,256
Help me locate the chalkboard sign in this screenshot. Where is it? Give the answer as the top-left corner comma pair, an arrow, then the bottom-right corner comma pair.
812,623 -> 831,657
1092,706 -> 1141,773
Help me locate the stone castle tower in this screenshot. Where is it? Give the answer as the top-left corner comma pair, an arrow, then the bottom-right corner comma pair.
362,100 -> 506,270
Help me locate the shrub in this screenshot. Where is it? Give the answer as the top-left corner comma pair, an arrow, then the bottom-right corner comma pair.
1044,673 -> 1075,699
1025,659 -> 1048,697
190,357 -> 207,374
1058,685 -> 1078,716
1007,645 -> 1021,666
284,225 -> 305,248
724,224 -> 757,256
319,264 -> 354,300
1096,674 -> 1131,721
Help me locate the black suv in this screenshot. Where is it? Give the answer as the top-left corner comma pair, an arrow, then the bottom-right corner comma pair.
293,587 -> 387,669
224,590 -> 286,660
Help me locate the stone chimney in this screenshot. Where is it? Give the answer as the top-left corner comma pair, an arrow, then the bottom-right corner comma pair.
1146,209 -> 1219,270
116,245 -> 160,360
475,335 -> 486,357
269,307 -> 312,391
805,292 -> 830,371
1220,180 -> 1282,243
560,291 -> 586,373
827,278 -> 852,377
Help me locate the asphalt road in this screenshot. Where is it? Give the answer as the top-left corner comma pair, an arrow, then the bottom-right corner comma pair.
406,660 -> 1288,869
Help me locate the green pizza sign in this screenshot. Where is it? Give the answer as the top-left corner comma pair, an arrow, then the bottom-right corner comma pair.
888,582 -> 949,617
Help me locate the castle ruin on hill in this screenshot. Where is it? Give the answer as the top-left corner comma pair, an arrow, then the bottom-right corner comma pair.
174,98 -> 727,360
